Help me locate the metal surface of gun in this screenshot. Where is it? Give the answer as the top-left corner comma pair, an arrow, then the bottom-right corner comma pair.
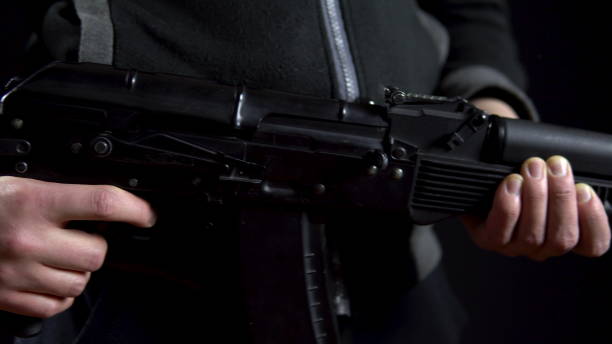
2,62 -> 612,223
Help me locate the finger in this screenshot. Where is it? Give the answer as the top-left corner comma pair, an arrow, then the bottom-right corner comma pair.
0,290 -> 74,318
2,261 -> 91,298
39,183 -> 156,228
573,184 -> 611,257
0,260 -> 90,298
533,156 -> 579,260
466,174 -> 522,252
0,219 -> 108,272
37,229 -> 108,272
24,268 -> 90,299
506,157 -> 547,256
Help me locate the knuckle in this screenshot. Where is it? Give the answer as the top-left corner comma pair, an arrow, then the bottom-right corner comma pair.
591,241 -> 610,257
580,241 -> 610,258
64,276 -> 88,298
36,304 -> 56,319
517,233 -> 544,251
90,186 -> 122,219
550,186 -> 575,202
549,233 -> 579,255
37,299 -> 67,318
0,232 -> 38,259
0,177 -> 33,206
83,246 -> 107,271
524,189 -> 547,204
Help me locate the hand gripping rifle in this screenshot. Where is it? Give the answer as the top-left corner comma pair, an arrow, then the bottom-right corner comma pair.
1,62 -> 612,342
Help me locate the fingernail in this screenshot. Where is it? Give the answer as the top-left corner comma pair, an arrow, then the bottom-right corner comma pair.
576,183 -> 593,204
526,158 -> 543,179
547,156 -> 568,176
146,210 -> 158,228
505,175 -> 523,196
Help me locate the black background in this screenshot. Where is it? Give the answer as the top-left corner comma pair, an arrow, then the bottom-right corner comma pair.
437,2 -> 612,344
2,2 -> 612,343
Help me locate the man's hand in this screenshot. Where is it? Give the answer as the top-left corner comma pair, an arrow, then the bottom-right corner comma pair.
0,177 -> 156,318
462,98 -> 611,260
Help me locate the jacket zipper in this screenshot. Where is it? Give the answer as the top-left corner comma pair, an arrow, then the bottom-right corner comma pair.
320,0 -> 360,102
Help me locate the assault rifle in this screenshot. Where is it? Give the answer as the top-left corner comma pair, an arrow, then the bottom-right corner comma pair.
1,62 -> 612,342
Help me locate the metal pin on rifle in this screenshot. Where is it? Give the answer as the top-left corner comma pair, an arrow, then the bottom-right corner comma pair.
367,165 -> 378,176
14,161 -> 28,174
92,137 -> 113,157
364,150 -> 388,176
313,184 -> 326,195
391,168 -> 404,180
11,118 -> 23,130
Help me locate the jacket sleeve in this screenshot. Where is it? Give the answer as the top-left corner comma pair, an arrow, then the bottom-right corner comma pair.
419,0 -> 538,120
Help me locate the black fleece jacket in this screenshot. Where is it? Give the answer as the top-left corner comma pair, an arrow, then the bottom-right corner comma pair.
16,0 -> 532,112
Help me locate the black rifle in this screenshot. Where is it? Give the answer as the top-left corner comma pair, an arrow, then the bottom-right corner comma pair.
1,62 -> 612,341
